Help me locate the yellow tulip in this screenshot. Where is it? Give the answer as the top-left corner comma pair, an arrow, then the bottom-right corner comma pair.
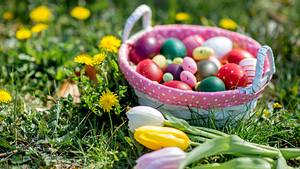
134,126 -> 190,150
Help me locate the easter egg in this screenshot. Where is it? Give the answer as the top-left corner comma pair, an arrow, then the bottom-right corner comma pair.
180,71 -> 197,88
166,59 -> 173,65
182,57 -> 197,74
163,80 -> 192,90
152,54 -> 167,70
197,60 -> 218,79
160,38 -> 187,60
195,81 -> 201,89
136,59 -> 163,82
163,73 -> 174,82
208,56 -> 222,69
217,63 -> 248,89
226,49 -> 254,64
182,35 -> 204,57
133,34 -> 163,64
173,57 -> 184,64
239,58 -> 257,85
202,36 -> 233,59
165,64 -> 184,80
196,76 -> 226,92
192,46 -> 214,61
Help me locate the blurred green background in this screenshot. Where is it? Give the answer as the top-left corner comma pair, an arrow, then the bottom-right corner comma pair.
0,0 -> 299,168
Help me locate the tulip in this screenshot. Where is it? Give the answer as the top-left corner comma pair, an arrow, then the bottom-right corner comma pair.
126,106 -> 165,132
135,147 -> 186,169
134,126 -> 190,150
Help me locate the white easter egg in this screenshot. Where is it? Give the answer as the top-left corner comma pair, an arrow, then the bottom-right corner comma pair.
202,36 -> 233,59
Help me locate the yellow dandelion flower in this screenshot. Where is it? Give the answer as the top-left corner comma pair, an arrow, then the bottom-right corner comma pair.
31,23 -> 48,33
98,35 -> 121,53
262,109 -> 271,119
70,6 -> 91,20
93,53 -> 106,65
219,18 -> 238,30
16,28 -> 32,40
175,12 -> 190,22
30,6 -> 52,23
74,54 -> 94,66
3,11 -> 14,21
99,90 -> 119,112
0,89 -> 12,103
273,102 -> 283,109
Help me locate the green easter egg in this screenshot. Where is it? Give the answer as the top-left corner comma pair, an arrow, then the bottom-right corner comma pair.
197,76 -> 226,92
163,72 -> 174,82
161,38 -> 187,60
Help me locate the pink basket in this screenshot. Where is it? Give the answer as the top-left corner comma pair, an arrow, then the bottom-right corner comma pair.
118,5 -> 276,124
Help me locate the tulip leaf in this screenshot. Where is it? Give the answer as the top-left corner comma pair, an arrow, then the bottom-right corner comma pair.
275,152 -> 294,169
193,157 -> 273,169
179,135 -> 280,169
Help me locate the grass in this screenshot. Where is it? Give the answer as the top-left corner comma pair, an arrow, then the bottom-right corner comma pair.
0,0 -> 300,168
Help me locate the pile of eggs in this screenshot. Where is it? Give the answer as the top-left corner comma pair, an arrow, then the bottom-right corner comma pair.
130,33 -> 257,92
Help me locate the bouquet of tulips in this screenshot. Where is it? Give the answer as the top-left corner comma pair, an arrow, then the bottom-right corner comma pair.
126,106 -> 300,169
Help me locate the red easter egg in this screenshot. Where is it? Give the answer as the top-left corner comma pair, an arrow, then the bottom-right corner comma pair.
226,49 -> 254,64
136,59 -> 163,82
163,80 -> 192,90
133,33 -> 163,63
217,63 -> 248,89
182,35 -> 204,57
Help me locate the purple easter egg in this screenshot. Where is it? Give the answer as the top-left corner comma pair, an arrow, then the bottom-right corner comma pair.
182,35 -> 204,57
133,33 -> 164,64
182,57 -> 197,74
165,64 -> 184,80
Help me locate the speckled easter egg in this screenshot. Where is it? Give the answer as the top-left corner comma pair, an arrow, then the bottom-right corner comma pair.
208,56 -> 222,69
196,76 -> 226,92
165,64 -> 184,80
180,71 -> 197,88
163,80 -> 192,90
217,63 -> 248,89
163,72 -> 174,82
239,58 -> 257,85
182,57 -> 197,74
160,38 -> 187,60
192,46 -> 214,61
136,59 -> 163,82
182,35 -> 204,57
226,49 -> 254,64
202,36 -> 233,59
197,60 -> 218,79
152,54 -> 167,70
134,34 -> 163,62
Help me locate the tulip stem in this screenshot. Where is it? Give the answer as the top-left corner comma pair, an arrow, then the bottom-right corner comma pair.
190,141 -> 201,147
195,126 -> 228,137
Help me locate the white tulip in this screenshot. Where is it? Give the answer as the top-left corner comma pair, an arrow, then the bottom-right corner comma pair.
126,106 -> 165,132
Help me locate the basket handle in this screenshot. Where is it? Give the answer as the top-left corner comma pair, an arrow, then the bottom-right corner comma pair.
122,4 -> 152,42
242,45 -> 276,94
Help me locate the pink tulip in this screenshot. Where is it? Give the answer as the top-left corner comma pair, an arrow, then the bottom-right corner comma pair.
135,147 -> 186,169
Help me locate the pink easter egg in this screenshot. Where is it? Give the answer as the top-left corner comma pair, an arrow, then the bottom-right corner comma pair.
182,57 -> 197,74
182,35 -> 204,57
208,56 -> 222,69
239,58 -> 257,84
180,71 -> 197,88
